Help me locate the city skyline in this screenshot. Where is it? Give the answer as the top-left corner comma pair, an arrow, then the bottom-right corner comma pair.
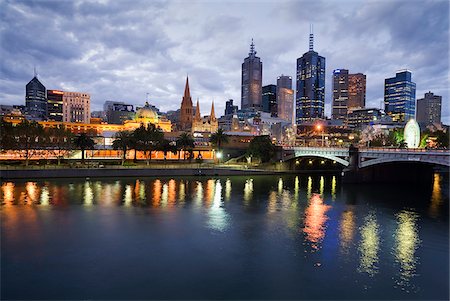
0,0 -> 448,123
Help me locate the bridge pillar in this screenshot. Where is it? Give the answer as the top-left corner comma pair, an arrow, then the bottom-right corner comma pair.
342,145 -> 360,183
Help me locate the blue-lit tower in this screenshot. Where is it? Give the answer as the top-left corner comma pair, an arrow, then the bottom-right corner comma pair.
295,27 -> 325,124
384,70 -> 416,123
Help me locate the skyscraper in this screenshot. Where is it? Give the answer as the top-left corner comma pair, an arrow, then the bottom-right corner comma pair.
262,84 -> 277,116
47,90 -> 64,122
63,91 -> 90,123
384,70 -> 416,123
331,69 -> 349,120
179,76 -> 193,130
224,99 -> 238,115
25,75 -> 47,120
241,39 -> 262,111
348,73 -> 366,109
277,75 -> 294,122
296,29 -> 325,124
416,91 -> 442,126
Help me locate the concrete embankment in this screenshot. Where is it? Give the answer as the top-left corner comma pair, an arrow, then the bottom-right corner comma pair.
0,167 -> 279,180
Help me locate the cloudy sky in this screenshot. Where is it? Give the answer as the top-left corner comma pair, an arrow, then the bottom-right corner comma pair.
0,0 -> 448,123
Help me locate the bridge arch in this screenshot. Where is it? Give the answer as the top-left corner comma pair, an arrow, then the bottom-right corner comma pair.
360,157 -> 450,169
287,153 -> 350,166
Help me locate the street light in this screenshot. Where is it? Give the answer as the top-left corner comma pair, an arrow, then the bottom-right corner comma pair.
316,124 -> 324,147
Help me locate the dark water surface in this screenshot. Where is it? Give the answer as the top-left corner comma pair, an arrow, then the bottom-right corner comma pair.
1,174 -> 449,300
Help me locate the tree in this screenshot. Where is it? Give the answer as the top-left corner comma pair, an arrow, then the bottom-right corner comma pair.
0,120 -> 17,151
176,132 -> 195,161
47,125 -> 73,165
133,124 -> 164,165
246,135 -> 276,163
157,139 -> 177,161
112,130 -> 132,165
14,120 -> 46,166
210,128 -> 229,151
73,132 -> 95,163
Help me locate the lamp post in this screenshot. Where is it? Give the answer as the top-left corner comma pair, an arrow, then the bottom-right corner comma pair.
316,124 -> 324,147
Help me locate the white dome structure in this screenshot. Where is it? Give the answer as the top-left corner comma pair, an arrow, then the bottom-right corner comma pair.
404,119 -> 420,148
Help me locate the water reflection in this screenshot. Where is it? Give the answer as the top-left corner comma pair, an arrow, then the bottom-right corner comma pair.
429,173 -> 443,218
358,213 -> 380,276
84,181 -> 93,206
179,181 -> 186,202
394,210 -> 420,291
225,179 -> 231,201
331,176 -> 337,201
207,180 -> 229,231
40,186 -> 50,206
294,176 -> 300,201
306,176 -> 312,199
2,182 -> 15,205
303,193 -> 330,251
319,176 -> 324,195
123,185 -> 133,206
243,179 -> 253,204
339,209 -> 355,256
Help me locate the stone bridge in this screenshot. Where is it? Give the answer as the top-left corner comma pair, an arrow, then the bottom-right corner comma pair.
282,146 -> 450,168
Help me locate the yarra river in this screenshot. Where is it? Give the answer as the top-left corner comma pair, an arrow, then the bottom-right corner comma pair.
1,173 -> 448,300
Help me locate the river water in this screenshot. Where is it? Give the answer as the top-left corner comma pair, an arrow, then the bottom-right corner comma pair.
1,174 -> 448,300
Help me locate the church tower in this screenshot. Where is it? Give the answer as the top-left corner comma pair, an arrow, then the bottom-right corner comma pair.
179,76 -> 193,130
210,101 -> 216,122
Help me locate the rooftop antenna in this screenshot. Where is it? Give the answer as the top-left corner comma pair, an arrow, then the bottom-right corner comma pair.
146,93 -> 150,104
34,65 -> 37,78
249,38 -> 256,56
309,24 -> 314,51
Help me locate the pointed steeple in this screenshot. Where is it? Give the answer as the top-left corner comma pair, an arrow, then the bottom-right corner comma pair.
309,24 -> 314,51
195,98 -> 201,121
183,76 -> 191,103
210,101 -> 216,121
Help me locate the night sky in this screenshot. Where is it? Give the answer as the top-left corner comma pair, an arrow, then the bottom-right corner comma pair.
0,0 -> 448,123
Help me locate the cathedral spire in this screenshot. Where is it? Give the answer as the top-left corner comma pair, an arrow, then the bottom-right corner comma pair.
195,98 -> 201,121
183,76 -> 191,102
210,101 -> 216,121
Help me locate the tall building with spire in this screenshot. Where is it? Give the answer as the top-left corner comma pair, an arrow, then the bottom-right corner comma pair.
296,27 -> 325,124
179,76 -> 193,130
25,73 -> 47,120
241,39 -> 263,111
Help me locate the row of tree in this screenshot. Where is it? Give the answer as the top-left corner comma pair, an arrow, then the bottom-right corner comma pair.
0,120 -> 240,165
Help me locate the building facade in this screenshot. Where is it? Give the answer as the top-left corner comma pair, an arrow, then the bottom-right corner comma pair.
296,32 -> 325,124
179,76 -> 193,130
46,90 -> 64,122
192,100 -> 218,133
104,101 -> 134,124
384,70 -> 416,123
262,85 -> 277,116
225,99 -> 238,116
63,91 -> 91,123
25,76 -> 47,120
277,75 -> 294,122
348,73 -> 366,109
347,108 -> 386,129
331,69 -> 349,121
241,39 -> 262,111
416,91 -> 442,126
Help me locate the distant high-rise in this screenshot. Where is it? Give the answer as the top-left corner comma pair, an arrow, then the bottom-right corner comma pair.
296,28 -> 325,124
241,39 -> 262,110
47,90 -> 64,122
63,91 -> 90,123
262,85 -> 277,116
277,75 -> 294,122
104,101 -> 134,124
331,69 -> 349,120
225,99 -> 238,116
417,91 -> 442,125
179,76 -> 193,130
348,73 -> 366,109
384,70 -> 416,123
25,75 -> 47,120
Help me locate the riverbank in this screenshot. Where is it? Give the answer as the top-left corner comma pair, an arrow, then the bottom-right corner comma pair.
0,166 -> 285,180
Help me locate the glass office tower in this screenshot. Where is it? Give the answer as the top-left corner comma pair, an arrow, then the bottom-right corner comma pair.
384,70 -> 416,123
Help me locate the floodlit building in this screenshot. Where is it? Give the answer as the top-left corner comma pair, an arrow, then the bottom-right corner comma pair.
47,90 -> 64,122
63,91 -> 90,123
179,76 -> 194,130
296,28 -> 325,124
331,69 -> 349,121
348,73 -> 366,110
416,91 -> 442,126
191,100 -> 218,133
384,70 -> 416,123
277,75 -> 294,123
241,39 -> 263,111
25,76 -> 47,120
